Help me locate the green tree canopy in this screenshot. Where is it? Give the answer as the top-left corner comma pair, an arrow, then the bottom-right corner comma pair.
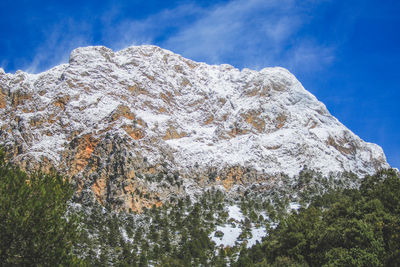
0,150 -> 82,266
237,169 -> 400,267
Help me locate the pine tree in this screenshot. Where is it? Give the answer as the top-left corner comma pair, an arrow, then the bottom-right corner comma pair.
0,149 -> 82,265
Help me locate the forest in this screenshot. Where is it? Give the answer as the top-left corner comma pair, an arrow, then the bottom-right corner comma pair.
0,148 -> 399,266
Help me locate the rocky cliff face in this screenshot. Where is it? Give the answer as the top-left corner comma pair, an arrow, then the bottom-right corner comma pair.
0,45 -> 389,211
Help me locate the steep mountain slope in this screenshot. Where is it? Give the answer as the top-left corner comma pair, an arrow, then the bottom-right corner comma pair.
0,45 -> 389,211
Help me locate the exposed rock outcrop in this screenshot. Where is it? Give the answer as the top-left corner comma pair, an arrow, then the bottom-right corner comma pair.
0,45 -> 389,211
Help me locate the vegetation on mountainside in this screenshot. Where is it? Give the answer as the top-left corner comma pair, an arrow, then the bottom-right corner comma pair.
236,169 -> 400,266
71,168 -> 399,266
0,149 -> 83,266
73,189 -> 229,266
1,146 -> 399,266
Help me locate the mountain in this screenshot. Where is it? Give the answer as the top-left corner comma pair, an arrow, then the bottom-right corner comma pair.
0,45 -> 389,211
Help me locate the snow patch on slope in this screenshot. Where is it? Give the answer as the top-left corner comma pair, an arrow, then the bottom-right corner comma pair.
210,205 -> 267,248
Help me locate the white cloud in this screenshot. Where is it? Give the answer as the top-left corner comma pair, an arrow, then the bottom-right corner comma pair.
24,20 -> 92,73
23,0 -> 336,75
161,0 -> 334,72
102,3 -> 205,50
97,0 -> 334,74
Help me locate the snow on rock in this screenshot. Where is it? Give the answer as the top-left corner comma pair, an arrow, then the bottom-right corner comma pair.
247,227 -> 267,248
288,202 -> 301,212
228,205 -> 244,222
0,44 -> 390,210
211,205 -> 245,247
211,225 -> 242,247
211,205 -> 267,248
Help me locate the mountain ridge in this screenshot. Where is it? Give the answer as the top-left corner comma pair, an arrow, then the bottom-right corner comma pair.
0,45 -> 389,211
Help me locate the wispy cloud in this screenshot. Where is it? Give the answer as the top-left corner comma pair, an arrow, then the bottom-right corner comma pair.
101,3 -> 205,50
24,20 -> 93,73
162,0 -> 336,73
23,3 -> 205,73
22,18 -> 99,72
103,0 -> 336,74
24,0 -> 336,75
0,59 -> 8,71
284,40 -> 335,72
164,0 -> 304,65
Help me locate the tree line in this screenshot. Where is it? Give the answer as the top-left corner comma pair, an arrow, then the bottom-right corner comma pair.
1,147 -> 399,266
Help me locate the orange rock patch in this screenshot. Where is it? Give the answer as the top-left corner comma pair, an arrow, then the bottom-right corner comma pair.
127,84 -> 150,96
70,134 -> 99,176
110,105 -> 135,121
11,91 -> 32,107
158,107 -> 168,113
144,73 -> 155,81
92,178 -> 107,204
327,136 -> 354,155
204,115 -> 214,125
163,126 -> 187,140
181,77 -> 191,87
160,92 -> 174,105
275,114 -> 287,129
222,167 -> 244,190
185,60 -> 197,69
0,89 -> 6,109
242,111 -> 265,132
53,95 -> 70,110
123,125 -> 145,140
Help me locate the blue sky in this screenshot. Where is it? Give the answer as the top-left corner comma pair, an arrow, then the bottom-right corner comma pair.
1,0 -> 399,168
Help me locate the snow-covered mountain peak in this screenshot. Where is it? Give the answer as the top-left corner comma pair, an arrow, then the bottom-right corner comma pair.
0,44 -> 389,211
